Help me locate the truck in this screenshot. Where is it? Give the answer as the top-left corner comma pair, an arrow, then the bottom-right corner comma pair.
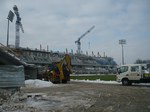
42,54 -> 72,83
116,64 -> 150,85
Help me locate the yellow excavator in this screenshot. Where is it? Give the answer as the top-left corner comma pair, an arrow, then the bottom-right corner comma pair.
42,54 -> 72,83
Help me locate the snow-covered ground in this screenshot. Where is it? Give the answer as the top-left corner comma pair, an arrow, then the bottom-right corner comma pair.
1,79 -> 150,112
71,79 -> 120,84
25,79 -> 54,88
71,79 -> 150,86
24,79 -> 120,88
70,73 -> 114,76
24,79 -> 150,88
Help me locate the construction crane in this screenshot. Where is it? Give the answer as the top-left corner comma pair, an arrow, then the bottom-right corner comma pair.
75,25 -> 95,54
13,5 -> 24,48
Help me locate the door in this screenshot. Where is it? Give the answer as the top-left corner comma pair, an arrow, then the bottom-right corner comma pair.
129,66 -> 141,80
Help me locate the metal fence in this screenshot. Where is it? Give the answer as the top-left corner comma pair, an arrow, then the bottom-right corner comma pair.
0,65 -> 25,88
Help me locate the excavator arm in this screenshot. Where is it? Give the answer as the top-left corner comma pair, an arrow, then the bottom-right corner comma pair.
42,54 -> 72,83
64,54 -> 72,72
54,54 -> 72,83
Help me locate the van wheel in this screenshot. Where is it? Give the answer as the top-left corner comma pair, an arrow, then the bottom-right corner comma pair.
122,79 -> 131,86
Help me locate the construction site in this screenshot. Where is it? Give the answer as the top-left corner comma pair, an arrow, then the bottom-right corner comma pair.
1,2 -> 150,112
0,5 -> 117,86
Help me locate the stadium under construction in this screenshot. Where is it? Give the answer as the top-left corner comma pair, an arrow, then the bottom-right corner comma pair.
0,43 -> 117,79
0,5 -> 117,87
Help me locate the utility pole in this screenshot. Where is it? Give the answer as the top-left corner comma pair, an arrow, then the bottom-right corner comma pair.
119,39 -> 126,65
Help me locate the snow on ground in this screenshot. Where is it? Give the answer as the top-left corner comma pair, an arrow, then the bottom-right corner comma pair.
24,79 -> 150,89
71,79 -> 150,86
25,79 -> 54,88
71,74 -> 114,76
24,79 -> 120,89
71,79 -> 120,84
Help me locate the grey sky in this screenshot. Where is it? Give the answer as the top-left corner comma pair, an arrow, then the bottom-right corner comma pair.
0,0 -> 150,64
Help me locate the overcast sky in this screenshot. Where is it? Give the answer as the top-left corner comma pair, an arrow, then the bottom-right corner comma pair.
0,0 -> 150,64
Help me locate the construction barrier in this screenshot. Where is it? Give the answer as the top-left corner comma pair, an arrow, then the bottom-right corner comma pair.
0,65 -> 25,88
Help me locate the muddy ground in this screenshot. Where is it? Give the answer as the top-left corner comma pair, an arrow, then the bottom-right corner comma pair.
0,82 -> 150,112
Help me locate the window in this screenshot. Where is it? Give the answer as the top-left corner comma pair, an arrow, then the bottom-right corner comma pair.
142,65 -> 147,70
119,66 -> 128,73
131,66 -> 139,72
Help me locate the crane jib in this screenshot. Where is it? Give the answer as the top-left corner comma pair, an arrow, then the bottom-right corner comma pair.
75,25 -> 95,54
13,5 -> 24,48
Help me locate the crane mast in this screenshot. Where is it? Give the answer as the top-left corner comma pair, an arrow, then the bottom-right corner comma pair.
13,5 -> 24,48
75,25 -> 95,54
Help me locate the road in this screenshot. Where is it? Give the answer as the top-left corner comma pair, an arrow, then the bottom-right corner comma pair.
1,81 -> 150,112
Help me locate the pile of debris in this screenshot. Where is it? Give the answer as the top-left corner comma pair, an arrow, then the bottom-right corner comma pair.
0,89 -> 27,112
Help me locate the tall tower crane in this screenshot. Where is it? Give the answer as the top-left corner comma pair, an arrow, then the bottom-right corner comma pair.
75,25 -> 95,54
13,5 -> 24,48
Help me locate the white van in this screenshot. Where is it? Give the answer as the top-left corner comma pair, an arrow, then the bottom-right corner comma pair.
116,64 -> 150,85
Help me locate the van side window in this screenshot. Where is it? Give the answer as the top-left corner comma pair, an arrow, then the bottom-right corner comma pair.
142,66 -> 147,70
131,66 -> 139,72
120,66 -> 128,73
